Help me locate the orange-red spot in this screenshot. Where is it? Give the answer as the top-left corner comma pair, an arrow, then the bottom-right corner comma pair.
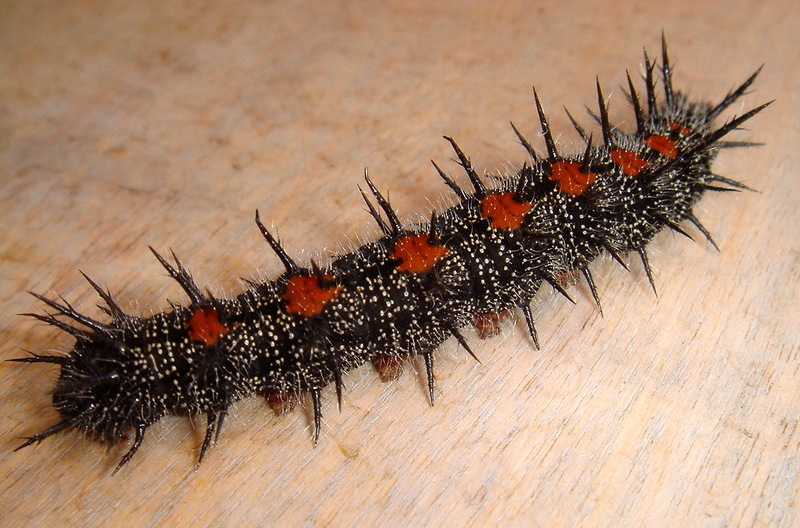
669,122 -> 691,136
611,149 -> 650,177
283,275 -> 342,317
645,135 -> 678,159
186,307 -> 229,347
372,355 -> 407,382
549,161 -> 597,196
480,192 -> 534,230
392,234 -> 448,274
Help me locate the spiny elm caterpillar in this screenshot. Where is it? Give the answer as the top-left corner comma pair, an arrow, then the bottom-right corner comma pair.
13,38 -> 769,473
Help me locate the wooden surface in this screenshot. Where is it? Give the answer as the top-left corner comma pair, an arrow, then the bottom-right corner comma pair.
1,1 -> 798,526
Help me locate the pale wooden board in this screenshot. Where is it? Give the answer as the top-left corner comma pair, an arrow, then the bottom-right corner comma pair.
1,1 -> 798,526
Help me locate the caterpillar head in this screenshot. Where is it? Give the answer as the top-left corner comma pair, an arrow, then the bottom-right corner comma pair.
14,286 -> 174,471
52,337 -> 160,446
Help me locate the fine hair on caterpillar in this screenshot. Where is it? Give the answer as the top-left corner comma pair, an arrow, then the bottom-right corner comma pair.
12,37 -> 770,473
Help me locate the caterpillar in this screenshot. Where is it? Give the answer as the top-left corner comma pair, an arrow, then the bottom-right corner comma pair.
12,38 -> 769,473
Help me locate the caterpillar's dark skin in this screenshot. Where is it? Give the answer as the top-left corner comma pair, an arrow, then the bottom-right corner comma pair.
13,38 -> 770,473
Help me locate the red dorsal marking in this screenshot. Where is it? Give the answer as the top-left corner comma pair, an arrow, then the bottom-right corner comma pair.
283,275 -> 342,317
611,149 -> 650,177
186,307 -> 229,347
645,135 -> 678,159
480,192 -> 534,230
669,122 -> 691,136
392,234 -> 448,274
549,161 -> 597,196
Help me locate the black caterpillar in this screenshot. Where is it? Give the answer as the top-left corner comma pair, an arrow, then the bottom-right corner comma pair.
13,39 -> 769,472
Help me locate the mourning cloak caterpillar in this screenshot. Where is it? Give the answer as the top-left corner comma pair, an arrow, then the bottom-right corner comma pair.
12,38 -> 769,472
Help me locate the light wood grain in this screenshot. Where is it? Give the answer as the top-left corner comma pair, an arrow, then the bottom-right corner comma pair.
1,1 -> 797,526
